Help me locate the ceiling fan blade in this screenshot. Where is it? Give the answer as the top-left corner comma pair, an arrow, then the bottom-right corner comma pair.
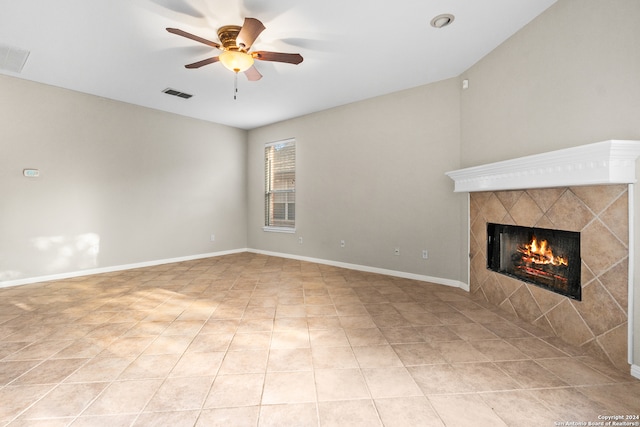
236,18 -> 266,50
185,56 -> 220,69
252,51 -> 303,65
244,65 -> 262,81
166,28 -> 220,49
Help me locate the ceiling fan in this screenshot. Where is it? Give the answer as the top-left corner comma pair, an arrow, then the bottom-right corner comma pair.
166,17 -> 303,81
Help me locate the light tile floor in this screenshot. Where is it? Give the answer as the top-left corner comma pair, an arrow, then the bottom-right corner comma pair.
1,253 -> 639,426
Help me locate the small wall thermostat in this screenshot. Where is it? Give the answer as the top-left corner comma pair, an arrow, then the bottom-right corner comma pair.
23,169 -> 40,177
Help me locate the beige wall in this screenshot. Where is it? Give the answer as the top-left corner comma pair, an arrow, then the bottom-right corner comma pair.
459,0 -> 640,368
247,79 -> 464,281
460,0 -> 640,166
0,75 -> 247,282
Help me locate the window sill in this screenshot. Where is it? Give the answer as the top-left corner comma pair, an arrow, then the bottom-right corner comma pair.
263,226 -> 296,234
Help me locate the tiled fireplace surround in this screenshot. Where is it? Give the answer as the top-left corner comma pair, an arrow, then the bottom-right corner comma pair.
447,141 -> 640,373
469,184 -> 629,370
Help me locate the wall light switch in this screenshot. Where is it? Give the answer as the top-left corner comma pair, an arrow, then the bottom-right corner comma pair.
23,169 -> 39,177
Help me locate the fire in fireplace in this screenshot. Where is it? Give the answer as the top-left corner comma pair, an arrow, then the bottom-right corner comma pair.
486,223 -> 581,300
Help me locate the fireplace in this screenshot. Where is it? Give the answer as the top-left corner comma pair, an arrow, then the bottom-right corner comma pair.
486,223 -> 581,300
446,140 -> 640,373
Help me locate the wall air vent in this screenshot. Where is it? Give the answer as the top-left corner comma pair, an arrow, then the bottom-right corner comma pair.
0,44 -> 30,73
162,88 -> 193,99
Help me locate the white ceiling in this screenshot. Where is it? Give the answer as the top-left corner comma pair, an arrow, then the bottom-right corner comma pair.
0,0 -> 557,130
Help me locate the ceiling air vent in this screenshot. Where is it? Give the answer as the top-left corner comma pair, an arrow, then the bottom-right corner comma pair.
0,44 -> 30,73
162,88 -> 193,99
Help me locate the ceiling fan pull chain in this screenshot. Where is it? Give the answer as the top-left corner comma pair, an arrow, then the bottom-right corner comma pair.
233,72 -> 238,100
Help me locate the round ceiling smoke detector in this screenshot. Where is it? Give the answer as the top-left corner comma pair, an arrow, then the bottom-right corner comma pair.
431,14 -> 455,28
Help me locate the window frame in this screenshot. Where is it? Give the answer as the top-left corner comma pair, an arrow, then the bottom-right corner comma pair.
263,138 -> 296,233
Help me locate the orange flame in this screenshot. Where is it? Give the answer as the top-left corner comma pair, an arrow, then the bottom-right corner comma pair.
518,236 -> 568,266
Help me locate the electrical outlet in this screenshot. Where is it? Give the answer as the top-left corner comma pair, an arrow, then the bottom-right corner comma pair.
394,247 -> 400,256
210,234 -> 215,242
422,250 -> 428,259
298,237 -> 303,244
340,240 -> 345,248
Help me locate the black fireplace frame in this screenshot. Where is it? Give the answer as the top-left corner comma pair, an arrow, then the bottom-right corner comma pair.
486,223 -> 581,300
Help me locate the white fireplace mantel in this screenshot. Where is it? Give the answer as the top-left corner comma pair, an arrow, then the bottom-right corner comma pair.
446,140 -> 640,193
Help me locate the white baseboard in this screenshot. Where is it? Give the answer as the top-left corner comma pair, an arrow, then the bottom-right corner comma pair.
248,249 -> 469,290
631,364 -> 640,380
0,248 -> 248,289
0,248 -> 469,291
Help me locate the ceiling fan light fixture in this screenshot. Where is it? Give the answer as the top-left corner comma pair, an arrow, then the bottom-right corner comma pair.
431,14 -> 455,28
219,50 -> 254,73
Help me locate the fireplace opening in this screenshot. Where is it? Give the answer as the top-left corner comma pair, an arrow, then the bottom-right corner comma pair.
487,223 -> 581,300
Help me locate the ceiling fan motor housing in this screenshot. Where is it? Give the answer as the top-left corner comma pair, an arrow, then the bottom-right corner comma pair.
217,26 -> 244,51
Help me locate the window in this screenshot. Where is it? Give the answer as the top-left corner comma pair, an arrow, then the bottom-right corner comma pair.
264,139 -> 296,232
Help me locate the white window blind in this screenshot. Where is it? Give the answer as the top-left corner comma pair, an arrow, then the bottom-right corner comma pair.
265,139 -> 296,230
